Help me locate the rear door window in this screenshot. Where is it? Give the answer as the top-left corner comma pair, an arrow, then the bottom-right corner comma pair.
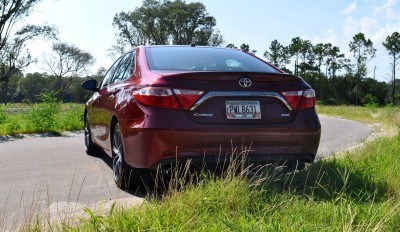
100,57 -> 122,89
110,51 -> 135,84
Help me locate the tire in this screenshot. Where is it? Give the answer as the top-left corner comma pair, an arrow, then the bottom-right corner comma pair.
84,114 -> 101,156
112,123 -> 143,189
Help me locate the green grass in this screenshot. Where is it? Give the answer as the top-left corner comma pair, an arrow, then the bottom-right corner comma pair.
10,105 -> 400,231
0,103 -> 84,136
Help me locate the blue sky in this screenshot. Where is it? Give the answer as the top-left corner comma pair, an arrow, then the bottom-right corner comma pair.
21,0 -> 400,82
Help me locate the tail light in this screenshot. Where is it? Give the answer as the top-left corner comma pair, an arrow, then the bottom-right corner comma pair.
300,89 -> 316,109
282,89 -> 316,110
133,87 -> 203,110
173,89 -> 204,109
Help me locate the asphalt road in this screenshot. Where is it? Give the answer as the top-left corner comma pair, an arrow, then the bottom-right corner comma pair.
0,115 -> 371,229
317,116 -> 371,157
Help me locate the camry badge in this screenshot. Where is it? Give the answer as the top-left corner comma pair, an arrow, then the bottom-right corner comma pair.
238,77 -> 252,88
194,113 -> 213,117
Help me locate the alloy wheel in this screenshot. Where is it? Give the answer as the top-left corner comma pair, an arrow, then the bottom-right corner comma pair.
112,125 -> 124,183
84,117 -> 90,148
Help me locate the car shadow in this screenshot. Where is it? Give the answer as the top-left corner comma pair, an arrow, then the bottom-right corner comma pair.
90,151 -> 219,200
89,152 -> 151,198
91,148 -> 395,204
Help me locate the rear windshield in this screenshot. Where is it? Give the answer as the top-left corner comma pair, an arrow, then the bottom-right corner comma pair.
145,47 -> 279,73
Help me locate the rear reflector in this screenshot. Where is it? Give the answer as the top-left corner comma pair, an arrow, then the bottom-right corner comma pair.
133,87 -> 203,110
173,89 -> 204,110
282,89 -> 316,110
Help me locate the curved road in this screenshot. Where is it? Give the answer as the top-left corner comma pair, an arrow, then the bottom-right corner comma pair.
318,116 -> 371,157
0,116 -> 370,229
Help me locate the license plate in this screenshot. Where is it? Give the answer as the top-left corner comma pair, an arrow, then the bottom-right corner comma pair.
226,100 -> 261,119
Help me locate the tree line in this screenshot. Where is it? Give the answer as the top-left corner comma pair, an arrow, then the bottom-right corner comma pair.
261,32 -> 399,106
0,0 -> 399,106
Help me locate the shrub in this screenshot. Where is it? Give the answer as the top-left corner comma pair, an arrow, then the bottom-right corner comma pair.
60,104 -> 84,130
324,98 -> 337,105
21,98 -> 31,104
6,120 -> 21,135
0,104 -> 9,124
362,93 -> 378,107
27,92 -> 61,133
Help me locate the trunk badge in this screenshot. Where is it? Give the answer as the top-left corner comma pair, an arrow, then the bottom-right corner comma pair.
238,77 -> 252,88
194,113 -> 213,117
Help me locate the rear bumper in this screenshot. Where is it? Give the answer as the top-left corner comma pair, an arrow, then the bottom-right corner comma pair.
119,125 -> 321,169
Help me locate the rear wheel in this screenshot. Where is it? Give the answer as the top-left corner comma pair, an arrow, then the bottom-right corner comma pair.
84,114 -> 101,156
112,123 -> 144,189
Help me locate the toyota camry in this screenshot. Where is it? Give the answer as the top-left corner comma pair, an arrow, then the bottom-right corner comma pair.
82,45 -> 321,189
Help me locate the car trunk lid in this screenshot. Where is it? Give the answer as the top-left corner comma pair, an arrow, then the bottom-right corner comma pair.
153,72 -> 310,124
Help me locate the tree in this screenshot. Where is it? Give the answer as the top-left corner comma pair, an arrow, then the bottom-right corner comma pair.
113,0 -> 220,46
0,40 -> 31,103
289,37 -> 303,75
0,0 -> 42,50
324,43 -> 345,78
208,29 -> 224,46
0,25 -> 56,103
20,72 -> 50,102
225,43 -> 237,49
106,44 -> 128,62
238,43 -> 256,53
298,39 -> 314,76
43,42 -> 95,100
313,43 -> 326,76
288,37 -> 315,76
264,40 -> 280,67
240,43 -> 250,52
0,0 -> 57,103
264,39 -> 290,70
349,32 -> 376,105
382,31 -> 400,105
112,10 -> 148,46
166,0 -> 216,45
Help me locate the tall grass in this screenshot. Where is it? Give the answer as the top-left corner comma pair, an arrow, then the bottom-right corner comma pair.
0,97 -> 84,136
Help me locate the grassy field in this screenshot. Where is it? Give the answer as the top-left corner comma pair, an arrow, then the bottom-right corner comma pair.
0,103 -> 84,136
3,105 -> 400,231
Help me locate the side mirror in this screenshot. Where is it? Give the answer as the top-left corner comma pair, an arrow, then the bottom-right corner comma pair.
82,79 -> 99,91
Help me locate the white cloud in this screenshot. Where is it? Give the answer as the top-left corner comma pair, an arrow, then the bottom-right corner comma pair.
374,0 -> 398,14
360,16 -> 381,37
341,2 -> 357,15
310,29 -> 338,45
370,22 -> 400,43
340,0 -> 400,45
373,0 -> 400,20
342,15 -> 383,40
343,16 -> 359,39
339,0 -> 400,80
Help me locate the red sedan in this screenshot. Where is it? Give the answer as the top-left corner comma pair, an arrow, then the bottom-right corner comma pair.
82,45 -> 321,189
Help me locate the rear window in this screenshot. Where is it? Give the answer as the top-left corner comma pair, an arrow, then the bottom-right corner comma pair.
145,47 -> 279,73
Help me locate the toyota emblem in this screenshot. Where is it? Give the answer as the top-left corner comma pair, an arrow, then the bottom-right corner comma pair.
238,77 -> 252,88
